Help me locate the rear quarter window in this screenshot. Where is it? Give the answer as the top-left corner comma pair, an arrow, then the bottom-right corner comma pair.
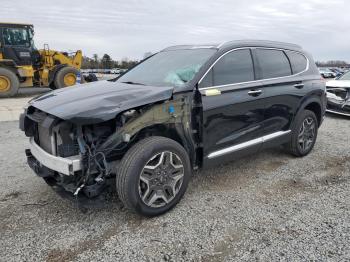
285,51 -> 308,74
255,49 -> 292,79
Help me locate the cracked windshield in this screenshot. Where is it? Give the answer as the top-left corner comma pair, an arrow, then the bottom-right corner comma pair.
116,48 -> 216,87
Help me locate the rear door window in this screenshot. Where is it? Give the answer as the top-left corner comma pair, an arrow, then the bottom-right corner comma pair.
285,51 -> 308,74
255,49 -> 292,79
200,49 -> 254,87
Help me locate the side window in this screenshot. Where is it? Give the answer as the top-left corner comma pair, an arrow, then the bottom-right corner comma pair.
285,51 -> 307,74
200,49 -> 254,88
255,49 -> 292,79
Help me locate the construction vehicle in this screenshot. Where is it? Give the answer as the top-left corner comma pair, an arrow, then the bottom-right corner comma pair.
0,22 -> 83,97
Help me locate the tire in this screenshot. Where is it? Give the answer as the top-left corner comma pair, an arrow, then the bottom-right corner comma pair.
85,73 -> 98,82
116,136 -> 191,217
285,110 -> 318,157
80,74 -> 86,84
0,68 -> 19,98
53,66 -> 79,89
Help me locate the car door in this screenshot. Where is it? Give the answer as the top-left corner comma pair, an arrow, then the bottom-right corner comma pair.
253,48 -> 307,147
198,48 -> 266,166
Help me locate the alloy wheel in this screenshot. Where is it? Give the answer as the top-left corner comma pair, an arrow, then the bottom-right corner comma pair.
298,117 -> 316,152
138,151 -> 184,208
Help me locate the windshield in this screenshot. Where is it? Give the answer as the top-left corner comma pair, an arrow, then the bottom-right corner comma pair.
3,27 -> 31,47
117,49 -> 216,87
339,71 -> 350,80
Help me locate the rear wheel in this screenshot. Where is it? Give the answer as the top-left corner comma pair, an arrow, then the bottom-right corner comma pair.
53,67 -> 79,89
286,110 -> 318,157
0,68 -> 19,98
116,136 -> 191,216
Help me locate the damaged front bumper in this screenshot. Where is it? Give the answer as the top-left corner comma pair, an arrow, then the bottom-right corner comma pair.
26,144 -> 112,201
28,137 -> 82,176
26,149 -> 114,208
326,87 -> 350,117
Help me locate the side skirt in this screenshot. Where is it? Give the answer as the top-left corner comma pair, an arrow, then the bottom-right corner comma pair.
207,130 -> 291,159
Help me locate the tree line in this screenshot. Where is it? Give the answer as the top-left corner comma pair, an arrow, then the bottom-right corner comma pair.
316,60 -> 349,67
82,54 -> 139,69
82,55 -> 350,69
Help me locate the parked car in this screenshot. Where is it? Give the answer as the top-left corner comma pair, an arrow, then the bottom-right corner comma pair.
20,40 -> 326,216
110,68 -> 121,74
326,70 -> 350,116
319,68 -> 337,78
328,68 -> 343,78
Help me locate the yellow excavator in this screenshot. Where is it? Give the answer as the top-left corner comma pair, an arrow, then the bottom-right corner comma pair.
0,22 -> 83,97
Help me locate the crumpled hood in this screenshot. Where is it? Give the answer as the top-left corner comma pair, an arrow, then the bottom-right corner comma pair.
28,80 -> 174,124
326,80 -> 350,88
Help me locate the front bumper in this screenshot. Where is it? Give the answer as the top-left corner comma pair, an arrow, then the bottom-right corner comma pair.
28,137 -> 82,176
326,108 -> 350,116
326,90 -> 350,117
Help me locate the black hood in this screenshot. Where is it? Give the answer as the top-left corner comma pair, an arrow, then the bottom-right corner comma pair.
28,80 -> 174,124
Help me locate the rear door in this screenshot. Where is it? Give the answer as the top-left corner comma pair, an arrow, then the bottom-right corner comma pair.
199,48 -> 266,165
253,48 -> 308,145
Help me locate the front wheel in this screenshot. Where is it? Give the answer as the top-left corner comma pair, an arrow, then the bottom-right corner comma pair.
116,136 -> 191,216
286,110 -> 318,157
53,67 -> 79,89
0,68 -> 19,98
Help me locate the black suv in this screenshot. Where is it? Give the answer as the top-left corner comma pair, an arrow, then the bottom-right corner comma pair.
20,40 -> 326,216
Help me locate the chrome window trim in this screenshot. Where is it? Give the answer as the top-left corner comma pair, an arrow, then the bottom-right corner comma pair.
198,47 -> 309,91
207,130 -> 291,159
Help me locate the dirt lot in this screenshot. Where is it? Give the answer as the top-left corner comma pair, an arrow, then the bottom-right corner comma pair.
0,115 -> 349,261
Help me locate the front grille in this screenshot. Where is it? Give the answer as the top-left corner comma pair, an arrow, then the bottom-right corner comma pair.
57,142 -> 79,157
27,109 -> 56,154
27,107 -> 79,158
54,121 -> 79,157
38,125 -> 53,154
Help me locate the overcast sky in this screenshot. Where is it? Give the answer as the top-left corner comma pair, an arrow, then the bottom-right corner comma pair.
3,0 -> 349,61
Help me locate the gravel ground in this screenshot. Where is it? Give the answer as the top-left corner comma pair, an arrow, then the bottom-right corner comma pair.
0,115 -> 349,262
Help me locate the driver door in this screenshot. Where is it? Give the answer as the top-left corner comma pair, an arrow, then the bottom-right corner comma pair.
199,48 -> 266,166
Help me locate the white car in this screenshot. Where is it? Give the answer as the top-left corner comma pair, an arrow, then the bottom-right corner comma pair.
326,71 -> 350,116
319,68 -> 336,78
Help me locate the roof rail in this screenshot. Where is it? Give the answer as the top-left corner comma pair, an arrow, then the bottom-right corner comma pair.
217,40 -> 302,50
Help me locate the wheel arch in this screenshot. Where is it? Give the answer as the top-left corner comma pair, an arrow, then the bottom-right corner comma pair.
136,124 -> 186,148
138,123 -> 199,169
304,102 -> 322,127
113,123 -> 197,169
0,60 -> 17,68
0,62 -> 19,75
295,97 -> 323,127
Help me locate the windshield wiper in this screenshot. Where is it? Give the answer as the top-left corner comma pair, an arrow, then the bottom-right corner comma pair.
120,81 -> 145,85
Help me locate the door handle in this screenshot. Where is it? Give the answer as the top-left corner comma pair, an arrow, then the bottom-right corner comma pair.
248,90 -> 262,97
294,83 -> 304,89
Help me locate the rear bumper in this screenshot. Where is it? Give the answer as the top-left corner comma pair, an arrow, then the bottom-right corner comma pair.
28,137 -> 82,176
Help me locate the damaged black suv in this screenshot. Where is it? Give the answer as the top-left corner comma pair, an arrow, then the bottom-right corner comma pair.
20,40 -> 326,216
